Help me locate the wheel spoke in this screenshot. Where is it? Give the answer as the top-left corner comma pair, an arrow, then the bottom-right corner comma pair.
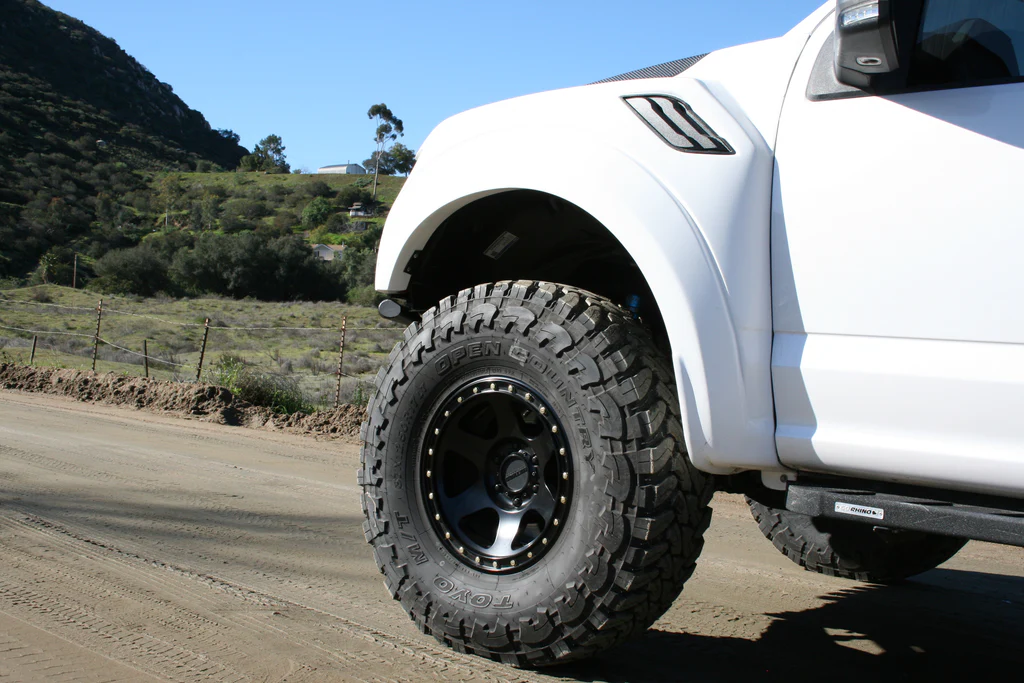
492,397 -> 526,441
535,440 -> 557,468
443,481 -> 492,521
528,484 -> 557,520
487,512 -> 523,557
443,430 -> 494,467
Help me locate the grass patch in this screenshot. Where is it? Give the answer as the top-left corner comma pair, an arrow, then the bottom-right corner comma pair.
172,172 -> 406,207
211,353 -> 310,414
0,284 -> 404,409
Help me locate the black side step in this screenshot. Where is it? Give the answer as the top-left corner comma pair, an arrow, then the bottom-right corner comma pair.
786,480 -> 1024,548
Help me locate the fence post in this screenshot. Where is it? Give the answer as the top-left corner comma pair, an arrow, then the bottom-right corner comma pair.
29,336 -> 37,366
143,339 -> 149,379
334,316 -> 347,409
196,318 -> 211,382
91,299 -> 103,372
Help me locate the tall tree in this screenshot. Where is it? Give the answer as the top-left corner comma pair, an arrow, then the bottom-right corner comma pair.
367,104 -> 404,200
239,134 -> 290,174
362,151 -> 394,176
215,129 -> 241,145
389,143 -> 416,176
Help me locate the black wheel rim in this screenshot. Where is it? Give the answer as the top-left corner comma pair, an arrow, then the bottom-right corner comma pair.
422,376 -> 574,574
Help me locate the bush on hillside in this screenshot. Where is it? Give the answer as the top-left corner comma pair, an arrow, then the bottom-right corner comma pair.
336,185 -> 373,209
301,197 -> 333,228
93,245 -> 171,296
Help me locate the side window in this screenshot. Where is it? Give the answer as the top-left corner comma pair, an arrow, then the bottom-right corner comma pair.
908,0 -> 1024,88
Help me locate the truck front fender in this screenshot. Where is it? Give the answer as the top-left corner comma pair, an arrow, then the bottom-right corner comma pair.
377,81 -> 778,474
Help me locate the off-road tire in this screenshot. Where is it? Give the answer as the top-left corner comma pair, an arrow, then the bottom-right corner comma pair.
748,499 -> 967,583
358,281 -> 714,666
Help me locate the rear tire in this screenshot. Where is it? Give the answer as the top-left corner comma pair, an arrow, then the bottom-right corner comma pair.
359,281 -> 714,666
748,498 -> 967,583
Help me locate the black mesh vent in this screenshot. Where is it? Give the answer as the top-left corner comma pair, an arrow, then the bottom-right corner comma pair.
623,95 -> 734,155
592,53 -> 708,84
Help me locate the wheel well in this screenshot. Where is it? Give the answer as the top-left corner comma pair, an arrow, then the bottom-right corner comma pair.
403,190 -> 668,347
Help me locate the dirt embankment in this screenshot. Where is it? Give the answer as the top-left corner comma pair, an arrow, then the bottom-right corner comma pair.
0,363 -> 367,440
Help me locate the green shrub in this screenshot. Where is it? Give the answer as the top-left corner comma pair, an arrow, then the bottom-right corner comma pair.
301,197 -> 333,228
211,353 -> 312,414
351,381 -> 372,407
93,245 -> 171,296
347,284 -> 383,307
336,185 -> 372,208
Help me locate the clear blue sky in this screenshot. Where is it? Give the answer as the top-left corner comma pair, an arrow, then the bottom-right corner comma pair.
43,0 -> 827,171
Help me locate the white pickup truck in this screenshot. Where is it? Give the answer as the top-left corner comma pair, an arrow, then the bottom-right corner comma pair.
359,0 -> 1024,666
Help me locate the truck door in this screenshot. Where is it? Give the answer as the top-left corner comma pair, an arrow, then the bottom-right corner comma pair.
771,0 -> 1024,496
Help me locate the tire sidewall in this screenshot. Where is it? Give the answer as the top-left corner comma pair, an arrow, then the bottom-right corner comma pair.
378,327 -> 618,623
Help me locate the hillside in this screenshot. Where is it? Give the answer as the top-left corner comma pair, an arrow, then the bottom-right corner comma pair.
0,0 -> 407,303
0,0 -> 250,280
0,0 -> 246,169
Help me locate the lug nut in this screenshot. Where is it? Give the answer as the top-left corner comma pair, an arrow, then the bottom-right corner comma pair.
533,484 -> 539,492
514,498 -> 521,506
532,455 -> 538,463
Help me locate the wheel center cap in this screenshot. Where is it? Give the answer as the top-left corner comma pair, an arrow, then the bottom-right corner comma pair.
500,454 -> 531,494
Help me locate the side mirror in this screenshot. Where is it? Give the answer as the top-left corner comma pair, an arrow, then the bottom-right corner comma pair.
834,0 -> 899,87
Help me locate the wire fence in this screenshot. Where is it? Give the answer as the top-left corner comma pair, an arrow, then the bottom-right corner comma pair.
0,294 -> 405,409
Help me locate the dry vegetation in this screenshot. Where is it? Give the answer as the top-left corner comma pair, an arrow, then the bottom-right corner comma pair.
0,284 -> 404,409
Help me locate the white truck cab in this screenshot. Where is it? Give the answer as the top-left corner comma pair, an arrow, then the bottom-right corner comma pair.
361,1 -> 1024,665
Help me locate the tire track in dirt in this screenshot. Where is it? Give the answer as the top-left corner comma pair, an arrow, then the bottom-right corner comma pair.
2,392 -> 1022,683
0,397 -> 557,679
13,509 -> 550,683
0,510 -> 505,682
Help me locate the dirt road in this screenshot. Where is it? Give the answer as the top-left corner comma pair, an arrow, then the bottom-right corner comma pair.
0,392 -> 1021,682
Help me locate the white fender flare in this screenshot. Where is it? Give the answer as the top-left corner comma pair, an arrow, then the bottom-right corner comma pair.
377,93 -> 776,474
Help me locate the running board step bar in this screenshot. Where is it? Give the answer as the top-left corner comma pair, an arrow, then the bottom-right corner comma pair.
785,481 -> 1024,548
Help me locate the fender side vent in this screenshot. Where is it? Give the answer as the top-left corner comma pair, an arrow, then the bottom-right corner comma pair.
623,95 -> 734,155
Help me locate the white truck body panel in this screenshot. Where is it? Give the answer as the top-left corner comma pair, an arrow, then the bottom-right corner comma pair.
772,14 -> 1024,495
375,1 -> 1024,498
